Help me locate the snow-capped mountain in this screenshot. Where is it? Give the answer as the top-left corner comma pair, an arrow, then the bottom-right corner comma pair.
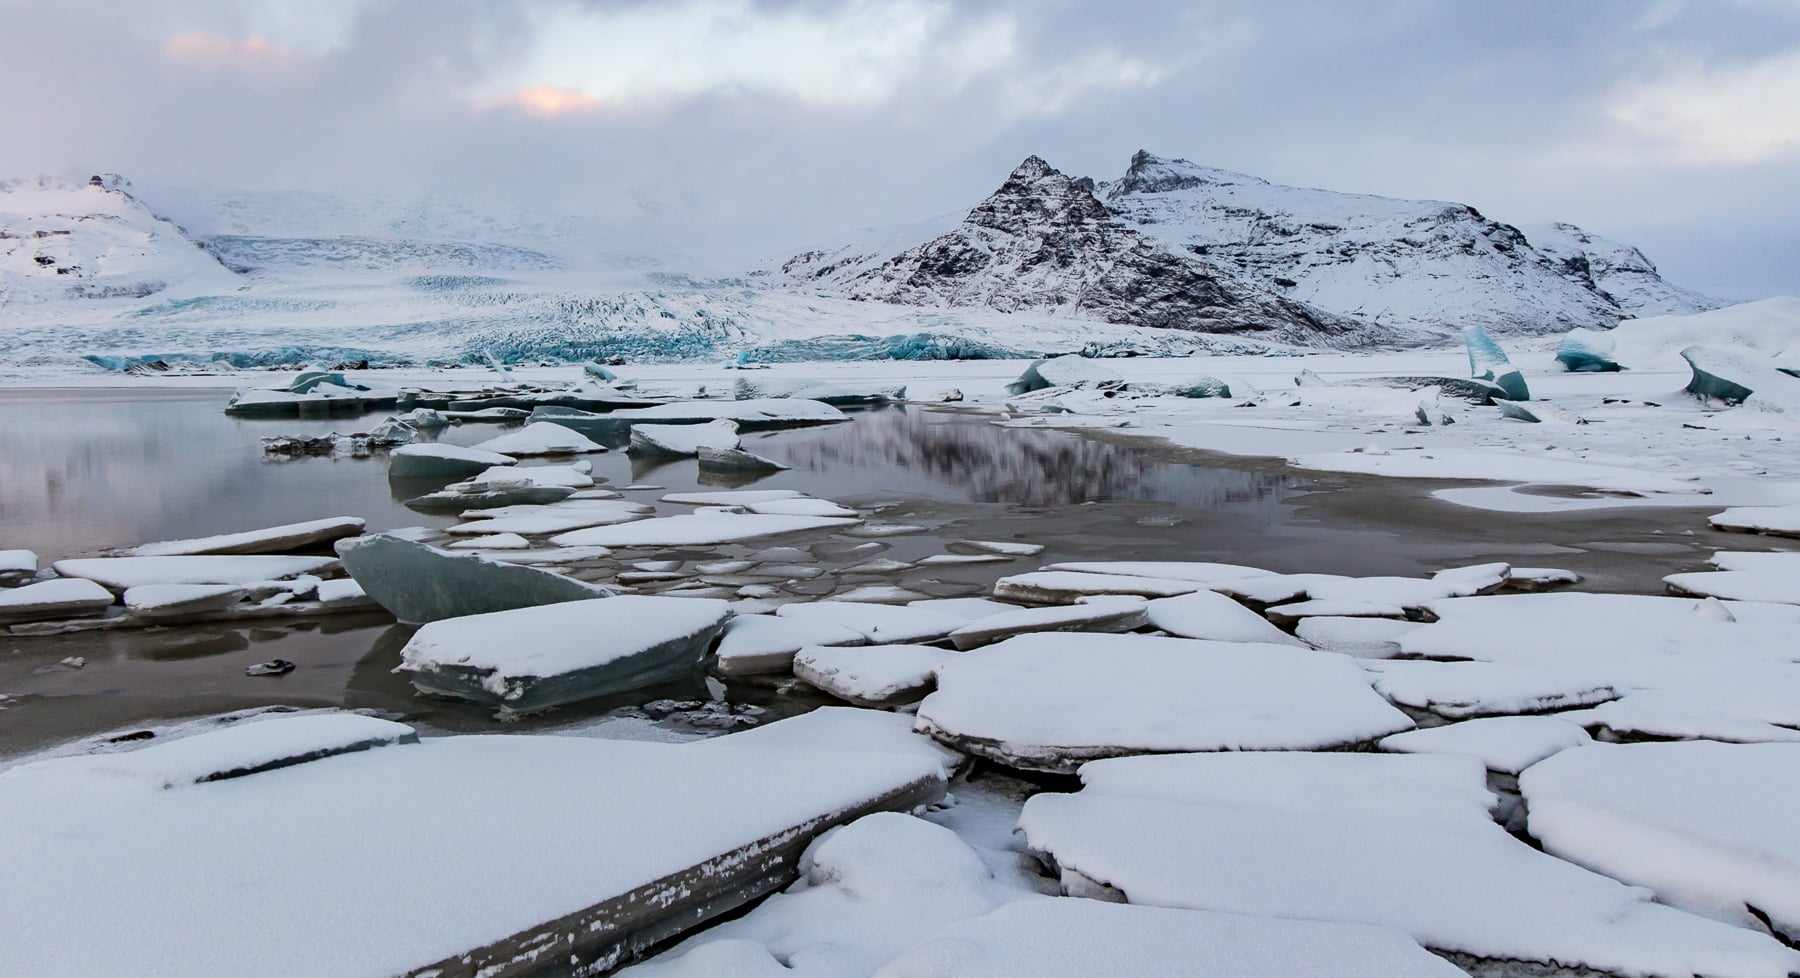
1521,222 -> 1720,318
762,156 -> 1379,348
0,175 -> 240,305
770,151 -> 1719,339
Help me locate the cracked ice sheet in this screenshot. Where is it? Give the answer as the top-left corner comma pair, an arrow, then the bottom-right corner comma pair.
1017,751 -> 1800,978
1523,741 -> 1800,943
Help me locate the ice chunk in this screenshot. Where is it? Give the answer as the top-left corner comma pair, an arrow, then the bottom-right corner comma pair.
388,443 -> 516,479
916,633 -> 1413,773
1506,566 -> 1582,591
1523,741 -> 1800,943
1005,355 -> 1122,395
123,517 -> 366,557
595,398 -> 848,431
833,584 -> 932,604
0,729 -> 945,978
405,481 -> 575,512
730,377 -> 905,404
335,533 -> 611,625
1019,751 -> 1800,978
122,584 -> 248,619
0,548 -> 39,575
0,577 -> 115,621
1683,344 -> 1800,412
398,596 -> 730,712
1556,327 -> 1624,372
1290,448 -> 1703,495
953,539 -> 1045,557
448,501 -> 652,536
712,614 -> 866,677
992,571 -> 1203,604
552,513 -> 859,548
1566,694 -> 1800,745
1294,616 -> 1418,657
1379,715 -> 1592,775
660,489 -> 806,506
467,463 -> 595,488
744,497 -> 858,518
1710,504 -> 1800,538
776,601 -> 967,645
695,446 -> 788,471
794,643 -> 960,707
1143,590 -> 1305,646
51,555 -> 337,589
1041,559 -> 1267,582
690,707 -> 962,779
872,898 -> 1467,978
1666,552 -> 1800,604
446,533 -> 532,550
472,421 -> 604,456
1463,324 -> 1530,400
946,596 -> 1148,650
1366,658 -> 1620,719
629,419 -> 741,457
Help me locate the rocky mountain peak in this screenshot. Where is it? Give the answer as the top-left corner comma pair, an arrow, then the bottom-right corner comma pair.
1108,150 -> 1267,199
967,156 -> 1111,234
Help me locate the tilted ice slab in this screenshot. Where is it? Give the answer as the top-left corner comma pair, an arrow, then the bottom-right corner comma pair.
1710,504 -> 1800,538
387,442 -> 516,479
399,597 -> 730,712
335,533 -> 611,624
776,601 -> 968,645
552,513 -> 859,548
51,555 -> 338,590
1143,591 -> 1306,646
629,419 -> 741,457
1464,324 -> 1530,401
794,643 -> 961,707
1523,741 -> 1800,943
1564,694 -> 1800,745
915,633 -> 1413,773
1399,593 -> 1800,727
1683,345 -> 1800,413
448,501 -> 653,536
0,577 -> 116,621
0,718 -> 944,978
872,898 -> 1468,978
1379,715 -> 1592,775
472,421 -> 604,456
1018,751 -> 1800,978
122,584 -> 249,619
946,596 -> 1148,650
992,571 -> 1204,605
712,614 -> 867,677
1366,658 -> 1621,719
1289,448 -> 1705,496
743,497 -> 859,518
124,517 -> 366,557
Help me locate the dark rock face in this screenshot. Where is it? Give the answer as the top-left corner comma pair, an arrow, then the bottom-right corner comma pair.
838,157 -> 1375,347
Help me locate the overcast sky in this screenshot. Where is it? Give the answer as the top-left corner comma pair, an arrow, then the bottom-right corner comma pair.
6,0 -> 1798,297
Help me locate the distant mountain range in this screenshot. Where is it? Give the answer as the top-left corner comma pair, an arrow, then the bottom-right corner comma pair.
759,150 -> 1720,341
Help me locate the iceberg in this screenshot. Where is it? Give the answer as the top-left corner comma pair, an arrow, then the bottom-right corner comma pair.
334,533 -> 612,624
628,419 -> 741,457
1682,344 -> 1800,412
397,596 -> 731,712
387,443 -> 516,479
1006,356 -> 1124,395
793,643 -> 960,707
1463,324 -> 1530,401
471,421 -> 604,456
1556,327 -> 1624,371
696,446 -> 789,472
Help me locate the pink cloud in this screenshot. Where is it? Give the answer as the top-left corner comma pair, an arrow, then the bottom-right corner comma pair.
161,33 -> 303,72
478,85 -> 608,118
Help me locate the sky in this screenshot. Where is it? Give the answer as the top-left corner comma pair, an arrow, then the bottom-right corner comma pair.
5,0 -> 1798,298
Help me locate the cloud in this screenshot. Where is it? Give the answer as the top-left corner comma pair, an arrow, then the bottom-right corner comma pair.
478,84 -> 607,117
160,31 -> 306,71
1608,49 -> 1800,163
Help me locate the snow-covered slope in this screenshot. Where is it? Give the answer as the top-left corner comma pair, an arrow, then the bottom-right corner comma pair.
1522,222 -> 1721,318
0,176 -> 239,305
766,157 -> 1384,348
1099,151 -> 1697,336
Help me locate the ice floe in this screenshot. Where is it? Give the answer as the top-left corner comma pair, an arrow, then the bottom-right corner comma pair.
121,584 -> 249,619
712,614 -> 868,677
1018,751 -> 1800,978
552,512 -> 859,548
471,421 -> 604,456
794,644 -> 960,707
915,633 -> 1413,773
945,597 -> 1148,650
122,517 -> 365,557
387,442 -> 516,479
776,601 -> 968,645
1665,550 -> 1800,604
335,533 -> 611,624
0,577 -> 116,621
1379,715 -> 1592,776
991,571 -> 1203,604
629,419 -> 742,456
1293,615 -> 1417,656
51,555 -> 338,590
1710,504 -> 1800,537
398,596 -> 731,712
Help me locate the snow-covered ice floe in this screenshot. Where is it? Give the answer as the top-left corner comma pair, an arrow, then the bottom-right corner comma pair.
944,596 -> 1148,650
1710,504 -> 1800,538
730,376 -> 906,405
711,614 -> 867,678
793,644 -> 961,708
628,419 -> 741,456
914,633 -> 1413,773
1664,550 -> 1800,605
776,601 -> 968,646
551,512 -> 859,548
1289,447 -> 1705,496
471,420 -> 605,456
50,554 -> 339,590
121,583 -> 250,619
447,500 -> 653,536
1018,751 -> 1800,978
0,713 -> 946,978
0,577 -> 116,621
335,533 -> 610,624
1522,741 -> 1800,944
121,517 -> 366,557
398,596 -> 730,712
387,442 -> 516,479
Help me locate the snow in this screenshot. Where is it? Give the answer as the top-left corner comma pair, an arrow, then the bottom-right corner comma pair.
1564,694 -> 1800,745
1710,504 -> 1800,537
50,555 -> 338,589
953,540 -> 1044,557
123,517 -> 366,558
1379,715 -> 1593,775
121,583 -> 248,617
629,419 -> 741,456
1143,591 -> 1307,646
0,726 -> 944,978
661,489 -> 807,506
945,596 -> 1148,650
1039,559 -> 1269,582
551,513 -> 860,548
0,577 -> 116,618
1293,616 -> 1418,657
447,501 -> 651,536
1666,552 -> 1800,604
990,570 -> 1203,604
611,398 -> 848,426
712,614 -> 867,677
0,549 -> 38,573
689,707 -> 963,779
872,898 -> 1468,978
471,421 -> 603,456
776,601 -> 969,645
464,462 -> 595,488
1523,741 -> 1800,941
398,596 -> 730,705
1018,750 -> 1800,978
1366,658 -> 1620,719
793,644 -> 961,707
744,497 -> 860,518
1290,447 -> 1706,496
915,633 -> 1413,773
446,532 -> 531,550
